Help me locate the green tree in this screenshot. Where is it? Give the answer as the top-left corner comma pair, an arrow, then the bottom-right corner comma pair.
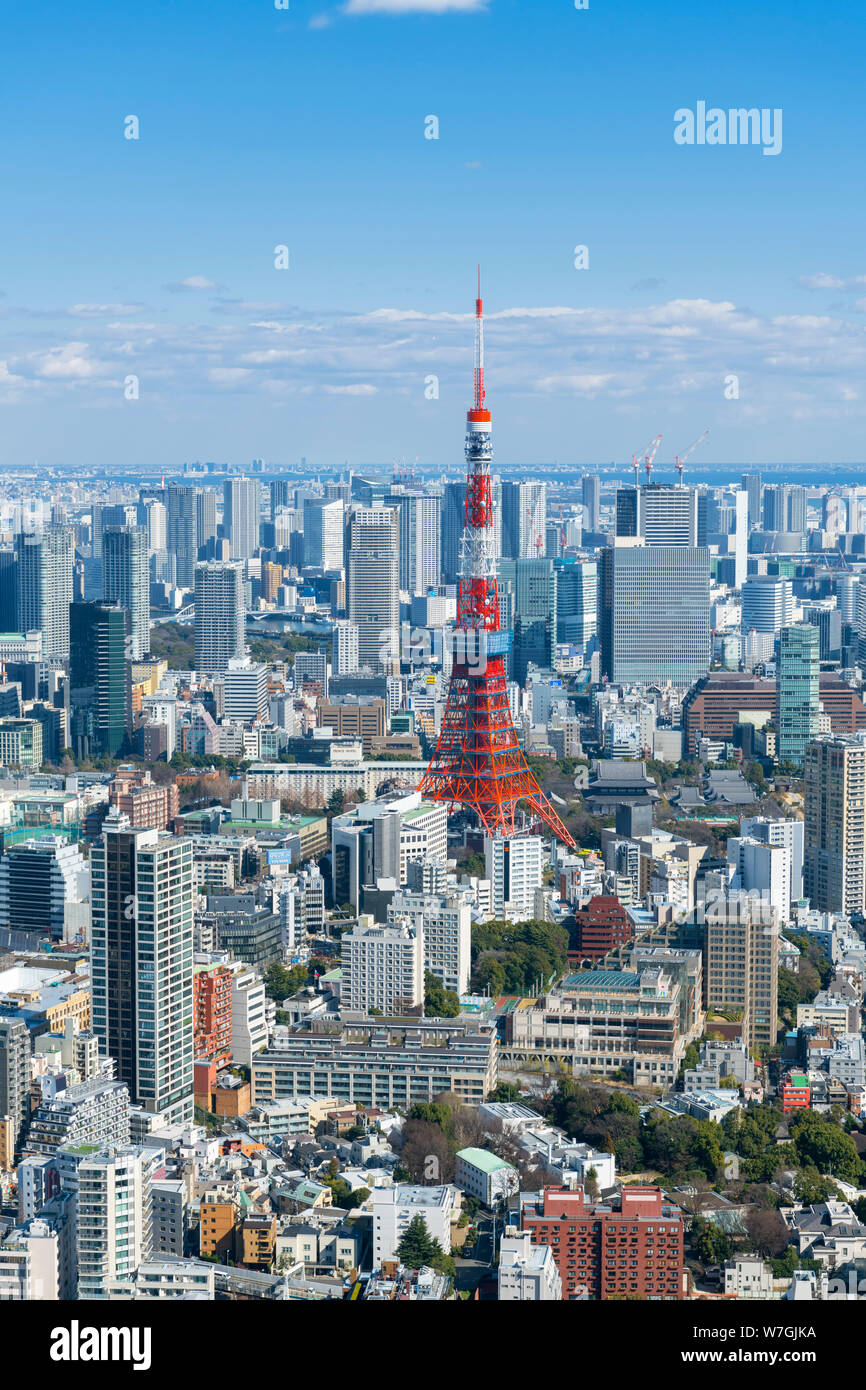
424,971 -> 460,1019
396,1214 -> 440,1269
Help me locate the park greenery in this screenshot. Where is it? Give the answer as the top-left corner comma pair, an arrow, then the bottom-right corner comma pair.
469,917 -> 569,995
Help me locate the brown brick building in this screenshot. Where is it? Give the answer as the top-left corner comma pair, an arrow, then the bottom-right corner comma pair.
521,1185 -> 684,1301
316,695 -> 386,753
571,896 -> 634,963
683,672 -> 866,755
109,765 -> 179,830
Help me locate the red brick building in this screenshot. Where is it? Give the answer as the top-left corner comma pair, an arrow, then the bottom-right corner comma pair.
193,963 -> 234,1069
521,1185 -> 685,1301
682,672 -> 866,756
571,896 -> 634,963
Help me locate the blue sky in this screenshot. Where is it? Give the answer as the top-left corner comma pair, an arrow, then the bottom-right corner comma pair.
2,0 -> 865,470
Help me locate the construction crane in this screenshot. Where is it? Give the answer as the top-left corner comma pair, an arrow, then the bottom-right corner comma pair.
631,434 -> 661,488
643,434 -> 663,484
675,428 -> 710,485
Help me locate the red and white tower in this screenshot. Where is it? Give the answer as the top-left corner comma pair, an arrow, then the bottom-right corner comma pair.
419,272 -> 576,848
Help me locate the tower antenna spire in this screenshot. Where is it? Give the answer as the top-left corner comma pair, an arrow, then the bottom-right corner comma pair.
474,264 -> 485,413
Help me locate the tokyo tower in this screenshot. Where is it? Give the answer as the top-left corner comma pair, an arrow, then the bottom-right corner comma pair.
419,272 -> 576,849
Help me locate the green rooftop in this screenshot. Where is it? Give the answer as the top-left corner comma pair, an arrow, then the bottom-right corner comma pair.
456,1147 -> 516,1174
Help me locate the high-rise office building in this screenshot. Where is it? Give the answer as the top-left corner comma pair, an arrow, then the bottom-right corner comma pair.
102,525 -> 149,660
741,473 -> 762,529
555,558 -> 597,652
741,576 -> 794,637
582,474 -> 601,532
347,508 -> 399,675
16,525 -> 73,660
165,483 -> 196,588
194,561 -> 245,675
223,478 -> 261,560
777,623 -> 819,767
0,1018 -> 30,1163
222,658 -> 269,723
804,733 -> 866,916
615,484 -> 698,547
600,542 -> 710,685
501,481 -> 546,558
69,602 -> 131,759
195,489 -> 218,555
763,483 -> 807,535
396,492 -> 441,594
499,557 -> 557,684
90,820 -> 195,1123
303,497 -> 345,571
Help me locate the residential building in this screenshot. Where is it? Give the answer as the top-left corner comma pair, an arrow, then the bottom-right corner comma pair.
485,834 -> 543,919
372,1184 -> 456,1267
76,1144 -> 155,1299
252,1016 -> 498,1108
498,1228 -> 562,1301
102,525 -> 149,660
90,818 -> 195,1123
0,1016 -> 30,1161
69,600 -> 131,759
387,889 -> 471,996
455,1147 -> 519,1207
520,1184 -> 684,1301
804,733 -> 866,916
223,478 -> 261,560
341,920 -> 424,1015
703,893 -> 779,1049
16,525 -> 73,660
194,561 -> 246,675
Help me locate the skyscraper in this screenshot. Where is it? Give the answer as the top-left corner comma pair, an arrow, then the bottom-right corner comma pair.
555,558 -> 597,653
16,525 -> 73,660
777,623 -> 819,767
804,733 -> 866,916
501,480 -> 546,558
303,497 -> 344,571
499,556 -> 557,685
582,474 -> 601,531
223,478 -> 261,560
347,508 -> 399,674
614,484 -> 698,546
90,819 -> 195,1123
195,488 -> 218,555
165,483 -> 196,588
741,473 -> 762,529
741,576 -> 794,638
396,492 -> 441,594
600,542 -> 710,685
102,525 -> 149,660
194,561 -> 245,675
69,602 -> 131,759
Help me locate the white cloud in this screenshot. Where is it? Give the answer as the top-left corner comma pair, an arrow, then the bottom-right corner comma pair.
164,275 -> 222,293
797,272 -> 866,291
322,383 -> 378,395
67,303 -> 144,318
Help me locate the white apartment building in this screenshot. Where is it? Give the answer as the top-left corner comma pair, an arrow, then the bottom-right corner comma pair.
727,836 -> 790,924
371,1184 -> 456,1267
230,968 -> 269,1066
341,921 -> 424,1015
741,815 -> 804,908
498,1228 -> 562,1301
387,890 -> 471,995
484,834 -> 544,920
332,619 -> 360,677
76,1145 -> 156,1300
